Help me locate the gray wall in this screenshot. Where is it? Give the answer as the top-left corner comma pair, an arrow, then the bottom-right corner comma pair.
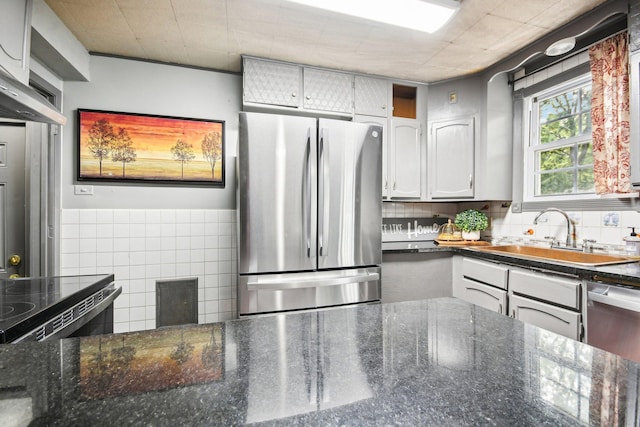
426,74 -> 482,121
62,55 -> 241,209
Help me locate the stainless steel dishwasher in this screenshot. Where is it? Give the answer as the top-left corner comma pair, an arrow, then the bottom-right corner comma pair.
586,281 -> 640,363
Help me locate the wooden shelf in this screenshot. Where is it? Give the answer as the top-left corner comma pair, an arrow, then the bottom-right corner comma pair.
393,84 -> 416,119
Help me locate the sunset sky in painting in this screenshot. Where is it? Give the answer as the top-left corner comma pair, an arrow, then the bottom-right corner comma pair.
79,110 -> 222,159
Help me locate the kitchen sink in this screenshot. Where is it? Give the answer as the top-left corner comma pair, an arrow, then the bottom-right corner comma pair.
471,245 -> 638,267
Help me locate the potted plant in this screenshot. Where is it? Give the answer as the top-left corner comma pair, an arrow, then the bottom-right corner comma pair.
454,209 -> 489,241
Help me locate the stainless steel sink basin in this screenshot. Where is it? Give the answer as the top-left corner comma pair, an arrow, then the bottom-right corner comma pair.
471,245 -> 637,267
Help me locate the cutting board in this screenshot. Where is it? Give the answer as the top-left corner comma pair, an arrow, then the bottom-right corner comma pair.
435,240 -> 492,246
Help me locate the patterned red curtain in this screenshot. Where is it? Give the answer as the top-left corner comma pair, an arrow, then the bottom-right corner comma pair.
589,32 -> 630,195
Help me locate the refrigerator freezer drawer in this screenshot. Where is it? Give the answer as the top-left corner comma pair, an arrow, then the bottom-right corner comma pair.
239,267 -> 381,315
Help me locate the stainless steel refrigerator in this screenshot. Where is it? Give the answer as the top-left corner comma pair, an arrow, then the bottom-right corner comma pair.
238,111 -> 382,316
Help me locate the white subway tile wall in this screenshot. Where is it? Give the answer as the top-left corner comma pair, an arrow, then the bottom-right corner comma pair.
61,209 -> 237,333
383,202 -> 457,218
456,201 -> 640,246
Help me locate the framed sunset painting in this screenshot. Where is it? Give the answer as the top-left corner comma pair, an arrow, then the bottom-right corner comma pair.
77,109 -> 225,186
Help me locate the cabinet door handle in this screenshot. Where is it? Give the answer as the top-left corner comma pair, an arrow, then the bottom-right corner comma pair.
498,303 -> 502,314
393,181 -> 396,191
469,174 -> 473,189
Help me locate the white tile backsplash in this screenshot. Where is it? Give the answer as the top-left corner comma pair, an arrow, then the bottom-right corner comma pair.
481,201 -> 640,246
60,208 -> 238,333
387,201 -> 640,248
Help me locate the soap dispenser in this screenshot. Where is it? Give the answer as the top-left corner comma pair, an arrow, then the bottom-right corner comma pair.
624,227 -> 640,256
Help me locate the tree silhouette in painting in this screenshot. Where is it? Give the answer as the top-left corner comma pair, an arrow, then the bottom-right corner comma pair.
111,127 -> 137,177
170,329 -> 194,365
201,130 -> 222,180
171,139 -> 196,179
87,119 -> 116,176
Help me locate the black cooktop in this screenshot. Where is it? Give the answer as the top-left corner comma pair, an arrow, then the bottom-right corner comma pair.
0,274 -> 114,343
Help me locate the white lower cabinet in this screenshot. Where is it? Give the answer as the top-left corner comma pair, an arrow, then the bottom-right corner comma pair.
509,269 -> 580,310
459,278 -> 507,314
509,268 -> 582,341
454,256 -> 583,341
453,256 -> 507,314
510,294 -> 582,340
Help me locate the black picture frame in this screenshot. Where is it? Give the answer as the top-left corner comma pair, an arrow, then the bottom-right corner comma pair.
77,109 -> 225,187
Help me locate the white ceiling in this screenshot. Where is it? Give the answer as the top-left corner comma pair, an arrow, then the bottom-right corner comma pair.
43,0 -> 608,83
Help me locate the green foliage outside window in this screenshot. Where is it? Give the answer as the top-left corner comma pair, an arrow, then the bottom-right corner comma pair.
534,83 -> 594,196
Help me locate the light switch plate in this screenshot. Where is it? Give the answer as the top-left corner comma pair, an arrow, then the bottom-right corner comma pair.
74,185 -> 94,195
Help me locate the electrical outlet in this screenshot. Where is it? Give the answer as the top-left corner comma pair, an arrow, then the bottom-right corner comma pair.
74,185 -> 94,195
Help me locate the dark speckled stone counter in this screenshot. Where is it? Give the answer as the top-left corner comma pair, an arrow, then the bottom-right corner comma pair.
2,298 -> 638,426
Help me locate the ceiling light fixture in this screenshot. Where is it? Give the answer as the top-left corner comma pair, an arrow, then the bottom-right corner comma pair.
545,37 -> 576,56
285,0 -> 460,34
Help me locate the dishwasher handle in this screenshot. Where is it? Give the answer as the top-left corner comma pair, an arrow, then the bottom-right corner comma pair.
588,290 -> 640,313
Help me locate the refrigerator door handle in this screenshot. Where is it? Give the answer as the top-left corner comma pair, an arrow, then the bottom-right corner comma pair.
318,128 -> 325,257
304,129 -> 312,257
247,272 -> 380,290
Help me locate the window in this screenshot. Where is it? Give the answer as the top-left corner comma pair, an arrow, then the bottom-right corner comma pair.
525,75 -> 595,201
525,327 -> 593,424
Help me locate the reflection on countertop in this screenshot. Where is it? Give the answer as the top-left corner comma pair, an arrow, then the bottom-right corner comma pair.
0,298 -> 638,425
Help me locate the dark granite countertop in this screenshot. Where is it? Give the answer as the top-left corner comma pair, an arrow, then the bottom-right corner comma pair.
2,297 -> 637,426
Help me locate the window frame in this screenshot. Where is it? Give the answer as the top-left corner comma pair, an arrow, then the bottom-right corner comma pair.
524,73 -> 596,203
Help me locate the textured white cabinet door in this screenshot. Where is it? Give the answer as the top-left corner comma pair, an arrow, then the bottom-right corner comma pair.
355,76 -> 388,117
429,117 -> 474,198
243,57 -> 302,108
388,118 -> 421,198
303,68 -> 354,113
510,294 -> 581,340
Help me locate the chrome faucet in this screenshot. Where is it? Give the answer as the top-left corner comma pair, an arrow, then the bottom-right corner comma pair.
533,208 -> 577,248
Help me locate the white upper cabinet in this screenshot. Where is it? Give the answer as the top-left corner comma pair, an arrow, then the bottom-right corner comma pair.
242,57 -> 355,115
0,0 -> 32,84
429,117 -> 475,198
243,57 -> 302,108
357,81 -> 426,200
388,118 -> 421,198
303,67 -> 354,114
355,76 -> 388,117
